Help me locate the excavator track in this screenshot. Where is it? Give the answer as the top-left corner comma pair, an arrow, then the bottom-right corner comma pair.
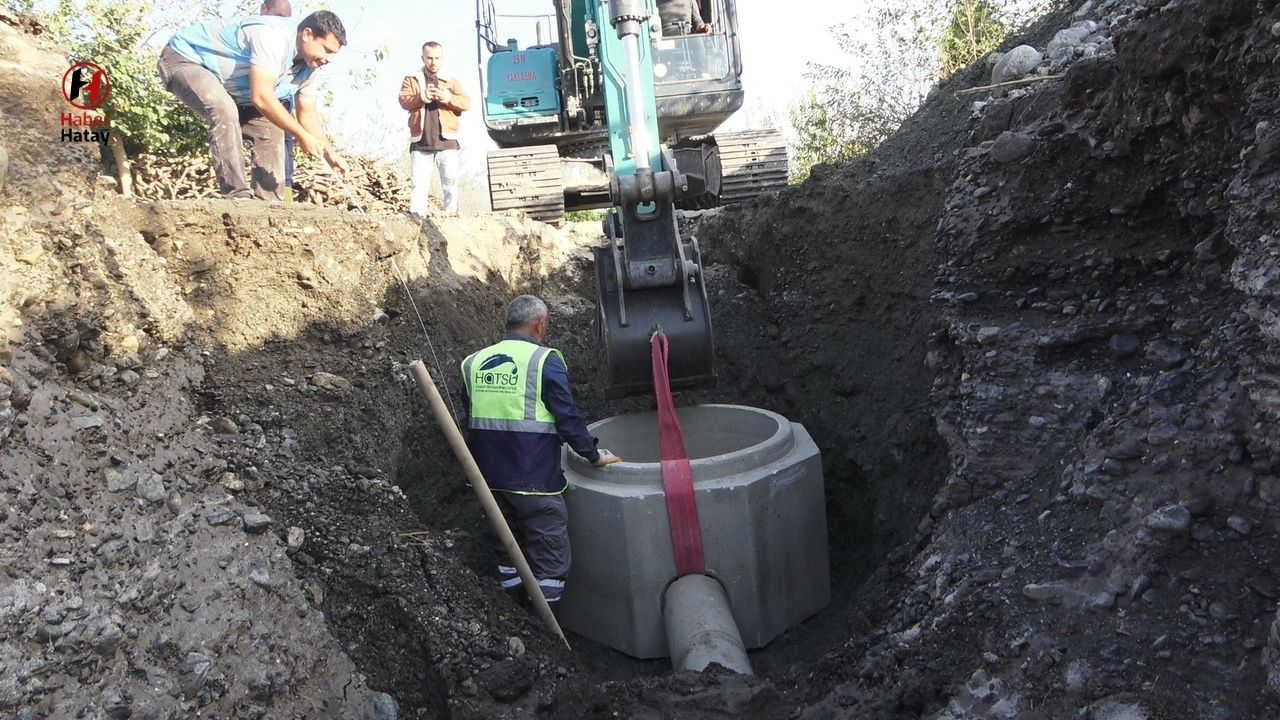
487,145 -> 565,226
712,129 -> 789,205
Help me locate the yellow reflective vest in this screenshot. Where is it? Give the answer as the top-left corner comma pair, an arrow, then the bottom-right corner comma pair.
461,339 -> 569,494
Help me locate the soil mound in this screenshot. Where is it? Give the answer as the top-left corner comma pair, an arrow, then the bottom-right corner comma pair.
698,0 -> 1280,717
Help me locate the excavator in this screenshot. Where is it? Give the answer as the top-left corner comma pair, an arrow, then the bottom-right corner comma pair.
474,0 -> 787,397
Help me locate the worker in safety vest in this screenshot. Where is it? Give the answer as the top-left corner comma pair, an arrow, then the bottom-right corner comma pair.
461,295 -> 621,611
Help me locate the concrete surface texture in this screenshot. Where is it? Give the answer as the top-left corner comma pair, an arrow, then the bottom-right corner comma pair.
560,405 -> 830,658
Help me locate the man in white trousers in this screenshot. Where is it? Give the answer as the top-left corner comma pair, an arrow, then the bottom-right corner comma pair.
397,41 -> 471,215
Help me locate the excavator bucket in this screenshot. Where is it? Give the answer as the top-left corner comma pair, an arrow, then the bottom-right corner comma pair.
593,241 -> 715,399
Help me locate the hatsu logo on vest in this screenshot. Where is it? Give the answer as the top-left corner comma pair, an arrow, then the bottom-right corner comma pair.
60,61 -> 111,143
475,353 -> 521,390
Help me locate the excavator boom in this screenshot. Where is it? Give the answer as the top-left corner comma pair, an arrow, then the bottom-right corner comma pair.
477,0 -> 792,395
592,0 -> 714,397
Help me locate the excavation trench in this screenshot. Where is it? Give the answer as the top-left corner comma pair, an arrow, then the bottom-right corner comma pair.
376,207 -> 953,695
50,180 -> 951,715
0,138 -> 951,716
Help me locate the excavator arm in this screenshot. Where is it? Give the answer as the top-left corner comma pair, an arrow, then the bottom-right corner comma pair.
591,0 -> 715,397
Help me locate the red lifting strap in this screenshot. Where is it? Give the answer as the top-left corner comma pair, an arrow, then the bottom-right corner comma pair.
651,330 -> 705,577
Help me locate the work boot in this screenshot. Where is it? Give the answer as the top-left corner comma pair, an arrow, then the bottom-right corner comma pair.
505,586 -> 529,608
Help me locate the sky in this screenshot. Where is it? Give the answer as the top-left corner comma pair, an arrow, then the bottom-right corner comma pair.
310,0 -> 849,173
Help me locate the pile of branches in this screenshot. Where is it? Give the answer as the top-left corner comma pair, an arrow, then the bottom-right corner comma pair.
0,7 -> 45,34
293,154 -> 409,213
130,151 -> 409,214
132,153 -> 220,200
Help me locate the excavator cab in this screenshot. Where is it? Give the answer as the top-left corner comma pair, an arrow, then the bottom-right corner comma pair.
652,25 -> 723,84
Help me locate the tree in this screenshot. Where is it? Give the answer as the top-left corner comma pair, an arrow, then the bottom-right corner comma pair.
788,2 -> 946,181
33,0 -> 231,195
788,0 -> 1060,180
789,81 -> 903,183
941,0 -> 1007,76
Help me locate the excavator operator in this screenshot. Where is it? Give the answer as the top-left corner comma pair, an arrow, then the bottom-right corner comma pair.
657,0 -> 712,36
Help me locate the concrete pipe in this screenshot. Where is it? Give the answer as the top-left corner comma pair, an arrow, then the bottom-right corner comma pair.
663,573 -> 753,675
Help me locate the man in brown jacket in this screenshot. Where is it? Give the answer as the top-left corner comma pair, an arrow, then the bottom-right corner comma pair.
398,41 -> 471,215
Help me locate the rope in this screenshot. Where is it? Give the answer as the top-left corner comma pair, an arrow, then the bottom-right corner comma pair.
389,254 -> 461,425
318,160 -> 462,424
651,329 -> 705,576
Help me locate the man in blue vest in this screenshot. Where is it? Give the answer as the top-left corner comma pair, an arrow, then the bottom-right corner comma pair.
259,0 -> 296,196
157,10 -> 349,200
462,295 -> 620,612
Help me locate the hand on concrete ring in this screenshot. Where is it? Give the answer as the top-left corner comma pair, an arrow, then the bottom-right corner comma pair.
593,449 -> 622,467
